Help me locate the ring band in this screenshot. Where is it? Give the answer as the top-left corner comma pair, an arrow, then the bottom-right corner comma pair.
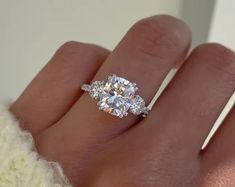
81,74 -> 149,118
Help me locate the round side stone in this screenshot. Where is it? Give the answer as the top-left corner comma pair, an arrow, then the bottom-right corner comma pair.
89,81 -> 104,99
130,95 -> 145,115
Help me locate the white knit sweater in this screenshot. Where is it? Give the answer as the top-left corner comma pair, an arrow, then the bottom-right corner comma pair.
0,104 -> 72,187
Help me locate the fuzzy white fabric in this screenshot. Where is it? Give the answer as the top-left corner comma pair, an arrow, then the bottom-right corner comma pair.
0,104 -> 72,187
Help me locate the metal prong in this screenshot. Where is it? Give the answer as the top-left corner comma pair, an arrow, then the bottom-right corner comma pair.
142,107 -> 150,118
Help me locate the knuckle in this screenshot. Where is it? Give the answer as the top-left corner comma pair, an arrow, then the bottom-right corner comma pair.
60,40 -> 82,49
193,43 -> 235,81
130,15 -> 191,58
58,41 -> 88,56
53,41 -> 101,65
194,43 -> 235,62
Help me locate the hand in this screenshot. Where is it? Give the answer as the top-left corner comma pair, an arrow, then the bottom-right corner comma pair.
11,15 -> 235,187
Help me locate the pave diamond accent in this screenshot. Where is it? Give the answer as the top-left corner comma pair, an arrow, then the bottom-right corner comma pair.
81,74 -> 148,118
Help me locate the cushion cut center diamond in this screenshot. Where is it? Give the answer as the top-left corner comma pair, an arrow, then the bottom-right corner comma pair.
98,75 -> 137,117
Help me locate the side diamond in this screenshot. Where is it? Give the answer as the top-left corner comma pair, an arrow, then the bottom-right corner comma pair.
89,81 -> 105,100
130,95 -> 145,115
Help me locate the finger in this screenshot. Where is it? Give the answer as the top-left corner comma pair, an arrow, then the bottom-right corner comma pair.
54,15 -> 190,136
11,41 -> 109,135
36,15 -> 191,184
200,105 -> 235,186
138,43 -> 235,156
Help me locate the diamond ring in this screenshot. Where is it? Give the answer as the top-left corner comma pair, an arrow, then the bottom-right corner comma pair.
81,74 -> 149,118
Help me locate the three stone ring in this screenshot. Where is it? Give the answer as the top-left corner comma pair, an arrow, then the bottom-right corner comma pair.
81,74 -> 150,118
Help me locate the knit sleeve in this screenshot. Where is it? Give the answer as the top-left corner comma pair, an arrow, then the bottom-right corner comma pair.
0,103 -> 72,187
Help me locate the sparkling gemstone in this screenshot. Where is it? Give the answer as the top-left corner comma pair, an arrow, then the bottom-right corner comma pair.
98,95 -> 130,117
104,75 -> 137,97
97,75 -> 137,117
130,95 -> 145,115
89,81 -> 105,99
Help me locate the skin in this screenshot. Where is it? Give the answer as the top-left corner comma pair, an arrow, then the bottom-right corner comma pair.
10,15 -> 235,187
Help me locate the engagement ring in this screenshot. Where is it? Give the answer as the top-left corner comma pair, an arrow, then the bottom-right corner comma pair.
81,74 -> 149,118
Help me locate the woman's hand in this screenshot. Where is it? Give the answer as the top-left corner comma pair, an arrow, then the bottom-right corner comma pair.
11,15 -> 235,187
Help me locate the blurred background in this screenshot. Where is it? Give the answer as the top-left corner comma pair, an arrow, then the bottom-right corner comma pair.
0,0 -> 234,101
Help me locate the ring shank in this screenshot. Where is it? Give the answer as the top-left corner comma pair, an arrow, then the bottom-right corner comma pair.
81,84 -> 91,92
